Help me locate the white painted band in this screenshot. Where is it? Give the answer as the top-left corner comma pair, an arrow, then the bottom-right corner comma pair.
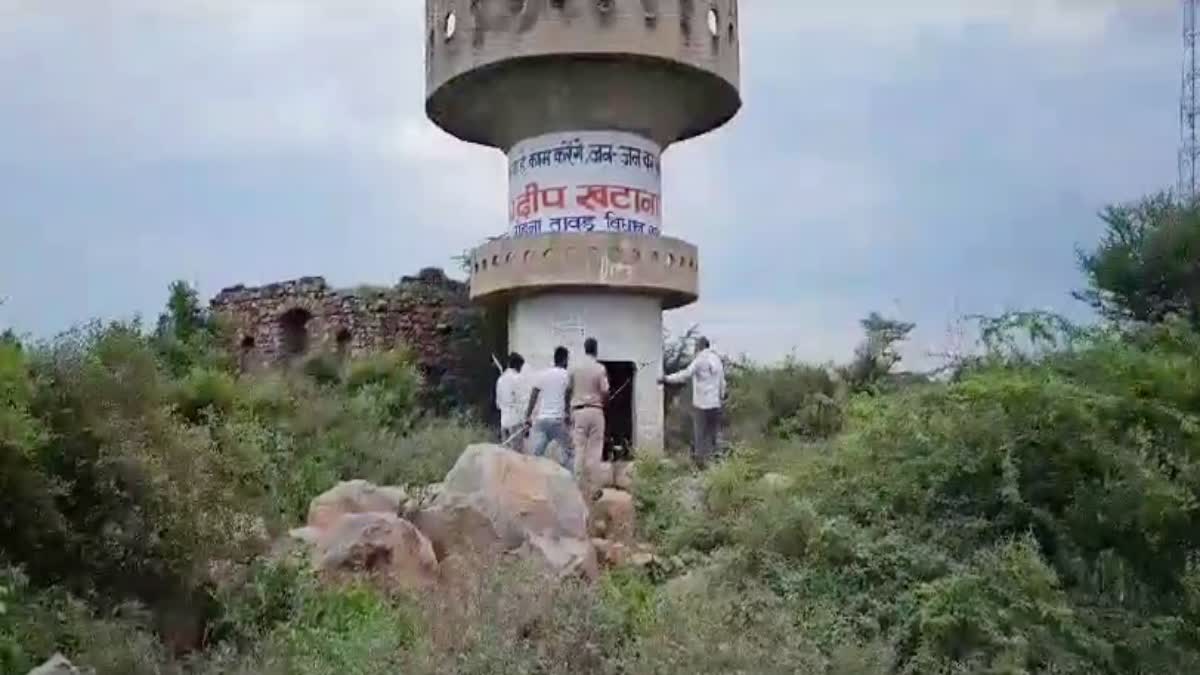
506,130 -> 663,239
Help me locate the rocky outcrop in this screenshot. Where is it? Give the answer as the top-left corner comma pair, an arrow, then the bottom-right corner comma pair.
589,489 -> 636,544
414,444 -> 597,579
301,480 -> 408,534
288,480 -> 437,592
312,513 -> 439,591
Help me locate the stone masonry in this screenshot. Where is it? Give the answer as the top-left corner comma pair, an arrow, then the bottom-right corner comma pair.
210,268 -> 493,415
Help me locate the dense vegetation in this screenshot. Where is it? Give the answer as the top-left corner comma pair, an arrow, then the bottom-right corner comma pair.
3,192 -> 1200,674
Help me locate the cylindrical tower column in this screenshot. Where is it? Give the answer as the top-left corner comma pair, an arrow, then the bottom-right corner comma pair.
425,0 -> 742,454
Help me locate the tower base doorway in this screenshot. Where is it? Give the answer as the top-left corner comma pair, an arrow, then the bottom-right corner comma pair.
602,361 -> 636,462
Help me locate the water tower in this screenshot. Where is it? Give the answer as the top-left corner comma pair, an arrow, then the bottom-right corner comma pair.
425,0 -> 741,453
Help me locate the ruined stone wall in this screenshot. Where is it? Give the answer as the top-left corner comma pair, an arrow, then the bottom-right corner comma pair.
210,268 -> 494,415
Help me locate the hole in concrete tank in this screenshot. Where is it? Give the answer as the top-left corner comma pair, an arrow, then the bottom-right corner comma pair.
551,0 -> 565,8
667,253 -> 676,267
509,0 -> 527,14
543,248 -> 553,259
596,0 -> 614,13
505,252 -> 513,264
728,20 -> 735,43
524,250 -> 533,263
690,258 -> 696,269
279,308 -> 313,359
492,254 -> 500,267
633,249 -> 642,261
707,7 -> 719,38
651,251 -> 660,263
443,11 -> 457,40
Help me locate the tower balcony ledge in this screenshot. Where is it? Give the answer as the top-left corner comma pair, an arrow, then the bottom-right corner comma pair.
469,232 -> 699,309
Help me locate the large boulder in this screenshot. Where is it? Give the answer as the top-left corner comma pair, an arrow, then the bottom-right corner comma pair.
312,512 -> 439,591
589,489 -> 636,544
304,480 -> 408,532
415,444 -> 594,577
517,534 -> 600,581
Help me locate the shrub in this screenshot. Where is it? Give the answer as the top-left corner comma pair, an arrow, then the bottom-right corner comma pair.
171,366 -> 238,422
3,323 -> 264,622
341,417 -> 486,488
727,357 -> 846,442
0,564 -> 174,675
301,351 -> 343,387
343,350 -> 423,430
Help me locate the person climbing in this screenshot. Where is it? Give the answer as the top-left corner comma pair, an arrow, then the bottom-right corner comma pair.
495,351 -> 529,453
570,337 -> 610,499
659,335 -> 726,469
525,346 -> 575,472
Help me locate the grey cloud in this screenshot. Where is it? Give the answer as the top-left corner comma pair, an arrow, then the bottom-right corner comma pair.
0,0 -> 1183,367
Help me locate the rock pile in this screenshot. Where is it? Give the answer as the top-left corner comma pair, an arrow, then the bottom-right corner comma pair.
288,444 -> 654,593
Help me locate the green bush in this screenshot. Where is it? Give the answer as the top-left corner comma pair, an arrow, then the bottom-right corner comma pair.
343,350 -> 423,430
0,564 -> 174,675
301,351 -> 343,387
727,357 -> 846,442
171,366 -> 238,422
2,323 -> 263,616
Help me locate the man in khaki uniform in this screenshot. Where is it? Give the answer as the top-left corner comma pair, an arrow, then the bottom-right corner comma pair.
570,337 -> 609,499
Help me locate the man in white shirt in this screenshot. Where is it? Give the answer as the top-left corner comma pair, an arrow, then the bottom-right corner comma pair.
495,352 -> 529,453
524,346 -> 576,472
659,336 -> 727,468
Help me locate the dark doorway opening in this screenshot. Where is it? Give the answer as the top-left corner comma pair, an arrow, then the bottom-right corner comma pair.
279,308 -> 312,359
602,361 -> 635,462
335,328 -> 353,356
239,335 -> 256,371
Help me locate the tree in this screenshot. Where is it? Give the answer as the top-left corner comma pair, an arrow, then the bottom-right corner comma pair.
155,280 -> 209,344
841,312 -> 916,392
1075,192 -> 1200,328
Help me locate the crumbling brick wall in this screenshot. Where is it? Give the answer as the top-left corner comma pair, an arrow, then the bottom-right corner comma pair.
210,268 -> 493,415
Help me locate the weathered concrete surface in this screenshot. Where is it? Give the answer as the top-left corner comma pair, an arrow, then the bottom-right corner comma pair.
508,291 -> 666,452
469,232 -> 698,308
426,0 -> 741,149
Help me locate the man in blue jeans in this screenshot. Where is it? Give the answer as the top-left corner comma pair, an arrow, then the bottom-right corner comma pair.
523,346 -> 575,473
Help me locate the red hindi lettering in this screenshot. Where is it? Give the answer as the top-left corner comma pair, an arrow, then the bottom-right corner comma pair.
576,185 -> 611,211
634,189 -> 660,217
541,185 -> 567,210
514,183 -> 540,219
608,185 -> 633,210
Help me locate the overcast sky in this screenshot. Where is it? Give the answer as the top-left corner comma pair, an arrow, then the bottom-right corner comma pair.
0,0 -> 1180,367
